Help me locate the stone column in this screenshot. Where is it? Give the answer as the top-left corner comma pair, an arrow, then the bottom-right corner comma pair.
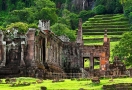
20,41 -> 25,66
0,31 -> 3,62
26,28 -> 36,67
2,41 -> 6,66
0,30 -> 5,67
90,52 -> 94,71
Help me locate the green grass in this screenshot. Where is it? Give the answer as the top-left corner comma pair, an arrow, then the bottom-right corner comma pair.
82,14 -> 130,61
83,35 -> 122,39
0,77 -> 132,90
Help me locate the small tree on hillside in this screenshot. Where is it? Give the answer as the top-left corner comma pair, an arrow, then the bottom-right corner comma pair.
51,23 -> 76,41
112,32 -> 132,66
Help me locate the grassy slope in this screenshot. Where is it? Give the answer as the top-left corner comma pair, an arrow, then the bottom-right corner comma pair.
82,14 -> 130,44
0,77 -> 132,90
82,14 -> 130,60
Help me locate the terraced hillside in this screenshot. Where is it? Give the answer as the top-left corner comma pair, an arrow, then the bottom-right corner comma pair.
82,14 -> 130,45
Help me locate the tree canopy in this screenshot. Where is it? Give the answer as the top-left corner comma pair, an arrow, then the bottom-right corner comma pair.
51,23 -> 76,41
112,32 -> 132,66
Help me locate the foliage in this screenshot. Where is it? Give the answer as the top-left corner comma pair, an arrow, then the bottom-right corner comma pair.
51,23 -> 76,41
79,10 -> 95,22
69,13 -> 79,30
5,0 -> 58,26
129,12 -> 132,24
114,1 -> 123,13
34,0 -> 55,9
6,22 -> 28,34
36,7 -> 57,25
58,9 -> 79,30
93,5 -> 106,15
51,0 -> 66,4
123,0 -> 132,10
124,6 -> 132,17
95,0 -> 123,14
119,0 -> 127,5
0,11 -> 8,26
6,8 -> 35,25
0,26 -> 6,31
28,23 -> 38,29
112,32 -> 132,65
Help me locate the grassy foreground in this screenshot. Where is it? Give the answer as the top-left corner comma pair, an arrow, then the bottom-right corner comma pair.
0,77 -> 132,90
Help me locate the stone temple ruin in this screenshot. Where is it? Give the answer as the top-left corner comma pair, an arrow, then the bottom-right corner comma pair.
0,19 -> 112,79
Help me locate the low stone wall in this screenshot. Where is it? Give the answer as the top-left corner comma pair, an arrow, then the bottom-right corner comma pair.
103,83 -> 132,90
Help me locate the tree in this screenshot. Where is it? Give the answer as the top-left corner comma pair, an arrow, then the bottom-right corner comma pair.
51,23 -> 76,41
36,7 -> 57,25
6,8 -> 35,24
34,0 -> 55,9
57,9 -> 79,30
79,10 -> 95,22
119,0 -> 127,5
94,0 -> 123,14
93,5 -> 106,14
112,32 -> 132,66
6,22 -> 28,34
33,0 -> 57,25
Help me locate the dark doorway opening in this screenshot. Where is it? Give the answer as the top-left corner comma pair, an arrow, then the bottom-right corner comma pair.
42,38 -> 46,64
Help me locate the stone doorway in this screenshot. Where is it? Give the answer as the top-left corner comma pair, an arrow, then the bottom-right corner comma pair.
42,38 -> 46,64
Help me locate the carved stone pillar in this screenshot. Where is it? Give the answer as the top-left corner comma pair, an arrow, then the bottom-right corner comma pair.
26,28 -> 36,67
20,41 -> 25,66
90,52 -> 94,71
0,31 -> 3,61
0,31 -> 5,67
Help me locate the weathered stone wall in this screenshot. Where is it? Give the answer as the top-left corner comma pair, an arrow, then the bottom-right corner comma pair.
0,19 -> 110,78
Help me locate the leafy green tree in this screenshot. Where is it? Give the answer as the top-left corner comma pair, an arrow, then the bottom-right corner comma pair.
36,7 -> 57,25
112,32 -> 132,66
6,22 -> 28,34
16,1 -> 25,10
129,12 -> 132,24
34,0 -> 55,9
119,0 -> 127,5
93,5 -> 106,14
51,23 -> 76,41
69,13 -> 79,30
6,8 -> 35,25
94,0 -> 123,14
123,0 -> 132,10
58,9 -> 73,29
33,0 -> 57,25
79,10 -> 95,22
57,9 -> 79,30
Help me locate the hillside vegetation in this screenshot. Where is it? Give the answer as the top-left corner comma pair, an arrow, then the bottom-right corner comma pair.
82,14 -> 130,45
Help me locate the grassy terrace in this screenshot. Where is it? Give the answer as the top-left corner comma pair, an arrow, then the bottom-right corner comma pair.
82,14 -> 130,60
82,14 -> 130,43
82,14 -> 130,39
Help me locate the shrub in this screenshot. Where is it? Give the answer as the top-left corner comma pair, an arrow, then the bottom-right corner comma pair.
51,23 -> 76,41
124,6 -> 132,17
129,12 -> 132,24
28,23 -> 38,29
130,25 -> 132,30
6,22 -> 28,34
114,1 -> 123,13
79,10 -> 95,22
94,0 -> 123,14
93,5 -> 106,15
